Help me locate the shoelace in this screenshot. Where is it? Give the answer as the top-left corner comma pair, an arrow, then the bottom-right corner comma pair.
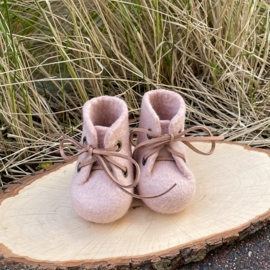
50,134 -> 175,199
130,126 -> 224,164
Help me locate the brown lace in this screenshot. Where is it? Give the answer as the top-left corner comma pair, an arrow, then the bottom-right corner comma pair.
130,126 -> 224,163
50,134 -> 175,199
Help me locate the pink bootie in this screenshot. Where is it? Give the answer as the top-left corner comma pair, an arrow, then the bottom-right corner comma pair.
52,96 -> 140,223
130,89 -> 224,214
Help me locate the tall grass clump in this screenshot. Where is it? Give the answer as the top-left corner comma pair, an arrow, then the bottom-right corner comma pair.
0,0 -> 270,182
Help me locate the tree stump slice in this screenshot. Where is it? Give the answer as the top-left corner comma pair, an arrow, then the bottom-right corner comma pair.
1,142 -> 270,270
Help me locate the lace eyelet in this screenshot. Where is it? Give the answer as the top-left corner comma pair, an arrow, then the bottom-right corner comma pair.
147,129 -> 152,140
115,141 -> 122,152
83,136 -> 87,144
122,167 -> 128,178
142,157 -> 147,166
77,162 -> 82,173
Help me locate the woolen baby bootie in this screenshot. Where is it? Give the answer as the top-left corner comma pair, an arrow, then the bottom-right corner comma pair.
52,96 -> 140,223
130,89 -> 224,214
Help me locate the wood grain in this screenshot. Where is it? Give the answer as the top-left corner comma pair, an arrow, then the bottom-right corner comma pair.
1,142 -> 270,270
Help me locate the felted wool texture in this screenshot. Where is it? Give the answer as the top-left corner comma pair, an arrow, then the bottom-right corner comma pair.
71,96 -> 133,223
135,89 -> 196,214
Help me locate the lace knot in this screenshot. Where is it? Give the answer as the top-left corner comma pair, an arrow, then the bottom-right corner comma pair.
167,133 -> 175,144
85,144 -> 94,157
131,126 -> 225,162
49,133 -> 152,199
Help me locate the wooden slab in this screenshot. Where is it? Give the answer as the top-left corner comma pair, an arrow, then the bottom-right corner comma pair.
1,142 -> 270,269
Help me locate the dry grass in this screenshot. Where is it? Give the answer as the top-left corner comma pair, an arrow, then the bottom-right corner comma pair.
0,0 -> 270,183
